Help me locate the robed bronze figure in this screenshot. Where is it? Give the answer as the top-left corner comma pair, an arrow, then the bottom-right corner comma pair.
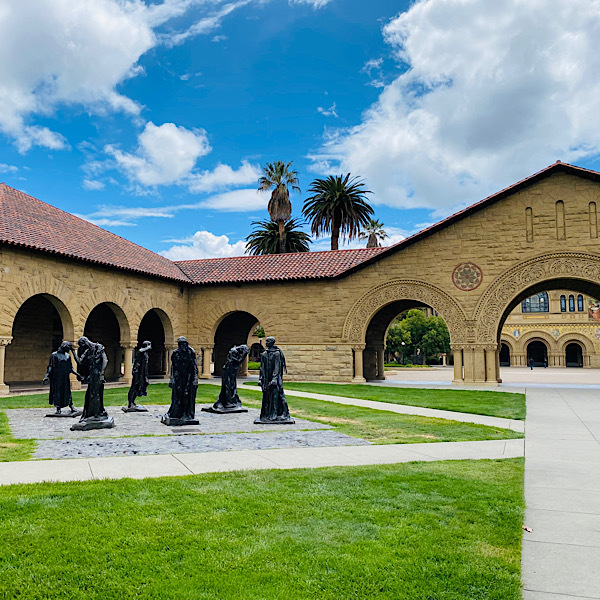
43,341 -> 83,417
203,344 -> 249,414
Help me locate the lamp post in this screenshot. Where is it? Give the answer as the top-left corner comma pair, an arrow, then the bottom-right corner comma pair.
401,341 -> 405,366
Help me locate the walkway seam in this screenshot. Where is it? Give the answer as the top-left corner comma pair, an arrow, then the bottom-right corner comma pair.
171,454 -> 194,475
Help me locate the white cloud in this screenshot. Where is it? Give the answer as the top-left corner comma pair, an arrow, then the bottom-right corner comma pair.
289,0 -> 333,7
314,0 -> 600,212
82,179 -> 105,191
160,230 -> 247,260
317,102 -> 338,118
212,35 -> 228,42
106,122 -> 211,186
0,163 -> 18,174
186,161 -> 261,192
309,224 -> 406,251
194,188 -> 268,211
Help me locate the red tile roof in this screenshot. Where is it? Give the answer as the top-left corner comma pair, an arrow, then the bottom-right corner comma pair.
176,247 -> 388,284
0,183 -> 190,282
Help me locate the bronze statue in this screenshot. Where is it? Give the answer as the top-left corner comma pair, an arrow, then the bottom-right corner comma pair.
254,336 -> 294,424
123,340 -> 151,413
71,336 -> 115,431
203,344 -> 249,414
43,341 -> 83,417
162,336 -> 199,426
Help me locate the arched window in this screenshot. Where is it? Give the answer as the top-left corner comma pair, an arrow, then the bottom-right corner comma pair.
569,295 -> 575,312
522,292 -> 549,313
578,294 -> 584,312
560,295 -> 566,312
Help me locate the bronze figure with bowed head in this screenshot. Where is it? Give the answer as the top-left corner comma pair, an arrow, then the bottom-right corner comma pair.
203,344 -> 249,414
123,340 -> 151,413
43,341 -> 83,417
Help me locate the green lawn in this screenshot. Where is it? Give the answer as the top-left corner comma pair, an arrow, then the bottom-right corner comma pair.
0,385 -> 521,463
0,459 -> 524,599
258,383 -> 526,420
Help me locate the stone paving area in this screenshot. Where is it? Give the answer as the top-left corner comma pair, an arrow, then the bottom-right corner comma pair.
34,430 -> 369,459
7,404 -> 330,440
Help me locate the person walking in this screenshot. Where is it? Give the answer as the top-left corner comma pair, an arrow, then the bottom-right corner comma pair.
529,357 -> 534,370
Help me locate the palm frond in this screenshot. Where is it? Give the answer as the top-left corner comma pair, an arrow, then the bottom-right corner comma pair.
245,218 -> 311,255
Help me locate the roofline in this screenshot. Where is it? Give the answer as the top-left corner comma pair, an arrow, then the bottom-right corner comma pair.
330,161 -> 600,280
0,240 -> 192,284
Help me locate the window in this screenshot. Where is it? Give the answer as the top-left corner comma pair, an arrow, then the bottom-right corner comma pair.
569,295 -> 575,312
522,292 -> 549,313
578,295 -> 584,312
560,295 -> 566,312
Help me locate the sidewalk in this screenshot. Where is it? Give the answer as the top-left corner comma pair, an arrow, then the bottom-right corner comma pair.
0,438 -> 524,486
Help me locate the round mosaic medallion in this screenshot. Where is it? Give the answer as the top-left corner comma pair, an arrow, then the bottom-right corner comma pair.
452,262 -> 483,291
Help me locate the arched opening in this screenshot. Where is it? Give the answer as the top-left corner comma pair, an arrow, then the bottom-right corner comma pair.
138,309 -> 173,378
565,342 -> 584,368
366,301 -> 449,381
84,303 -> 125,381
5,294 -> 73,385
527,341 -> 548,367
499,343 -> 511,366
213,311 -> 259,377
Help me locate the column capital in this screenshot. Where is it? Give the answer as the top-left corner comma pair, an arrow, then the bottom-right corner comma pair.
120,341 -> 137,350
0,336 -> 12,347
352,344 -> 366,352
203,345 -> 215,351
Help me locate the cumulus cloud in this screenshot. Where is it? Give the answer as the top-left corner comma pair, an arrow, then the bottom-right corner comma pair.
314,0 -> 600,213
186,161 -> 261,193
106,122 -> 211,186
194,188 -> 267,211
160,230 -> 247,260
317,102 -> 338,118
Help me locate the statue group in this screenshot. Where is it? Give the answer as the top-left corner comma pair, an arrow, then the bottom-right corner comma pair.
43,333 -> 293,430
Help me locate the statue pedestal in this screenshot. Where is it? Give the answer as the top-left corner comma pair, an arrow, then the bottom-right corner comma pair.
253,417 -> 295,425
121,405 -> 149,413
161,415 -> 199,426
45,409 -> 82,418
71,416 -> 115,431
202,405 -> 248,414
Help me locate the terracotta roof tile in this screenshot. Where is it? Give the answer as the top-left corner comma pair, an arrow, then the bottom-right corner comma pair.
0,183 -> 190,282
176,247 -> 388,284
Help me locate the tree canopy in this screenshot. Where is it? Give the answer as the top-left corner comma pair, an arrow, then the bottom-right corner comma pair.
245,218 -> 310,255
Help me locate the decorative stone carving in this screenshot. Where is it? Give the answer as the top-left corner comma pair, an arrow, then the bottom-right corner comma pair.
343,280 -> 468,345
475,253 -> 600,343
452,262 -> 483,291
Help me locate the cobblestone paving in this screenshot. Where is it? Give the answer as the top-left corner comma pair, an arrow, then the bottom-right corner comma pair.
34,430 -> 370,459
7,405 -> 330,440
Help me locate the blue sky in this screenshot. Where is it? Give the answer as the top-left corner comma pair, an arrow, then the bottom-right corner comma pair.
1,0 -> 600,259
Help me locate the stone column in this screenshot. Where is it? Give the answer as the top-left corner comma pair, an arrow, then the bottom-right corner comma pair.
485,345 -> 499,386
352,345 -> 366,383
200,345 -> 214,379
472,346 -> 487,384
375,345 -> 386,380
495,347 -> 502,383
462,346 -> 476,383
0,336 -> 12,396
451,345 -> 463,384
121,341 -> 136,386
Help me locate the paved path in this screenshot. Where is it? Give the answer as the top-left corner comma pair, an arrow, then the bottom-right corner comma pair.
521,387 -> 600,600
247,385 -> 525,433
0,438 -> 523,485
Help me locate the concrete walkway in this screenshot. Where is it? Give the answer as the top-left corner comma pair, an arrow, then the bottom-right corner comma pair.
247,385 -> 525,433
0,438 -> 523,485
521,387 -> 600,599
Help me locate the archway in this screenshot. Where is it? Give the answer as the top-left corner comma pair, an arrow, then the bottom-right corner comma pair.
527,340 -> 548,367
84,303 -> 126,381
565,342 -> 584,367
138,309 -> 173,377
5,294 -> 74,385
499,343 -> 511,366
213,311 -> 259,377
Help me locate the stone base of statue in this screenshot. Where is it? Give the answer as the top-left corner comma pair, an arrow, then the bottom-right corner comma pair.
70,415 -> 115,431
202,405 -> 248,415
45,409 -> 82,418
121,405 -> 148,413
161,415 -> 199,426
254,416 -> 295,425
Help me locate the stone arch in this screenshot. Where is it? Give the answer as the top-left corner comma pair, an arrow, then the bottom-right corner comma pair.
130,295 -> 181,345
199,299 -> 272,344
557,332 -> 595,356
212,310 -> 260,377
1,275 -> 76,338
499,338 -> 513,367
517,330 -> 557,351
78,289 -> 132,342
343,279 -> 468,346
474,252 -> 600,344
137,308 -> 175,377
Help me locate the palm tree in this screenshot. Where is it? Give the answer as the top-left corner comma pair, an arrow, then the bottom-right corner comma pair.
302,174 -> 373,250
245,218 -> 310,255
258,160 -> 300,253
359,218 -> 388,248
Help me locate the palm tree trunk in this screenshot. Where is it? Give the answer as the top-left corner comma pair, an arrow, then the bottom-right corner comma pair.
278,220 -> 286,254
331,220 -> 340,251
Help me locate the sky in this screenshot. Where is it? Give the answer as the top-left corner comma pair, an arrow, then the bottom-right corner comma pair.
1,0 -> 600,260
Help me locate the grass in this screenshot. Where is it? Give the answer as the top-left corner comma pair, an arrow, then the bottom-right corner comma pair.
0,411 -> 35,461
258,382 -> 526,420
0,459 -> 524,599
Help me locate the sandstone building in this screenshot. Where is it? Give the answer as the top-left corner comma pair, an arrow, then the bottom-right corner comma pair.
1,161 -> 600,394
